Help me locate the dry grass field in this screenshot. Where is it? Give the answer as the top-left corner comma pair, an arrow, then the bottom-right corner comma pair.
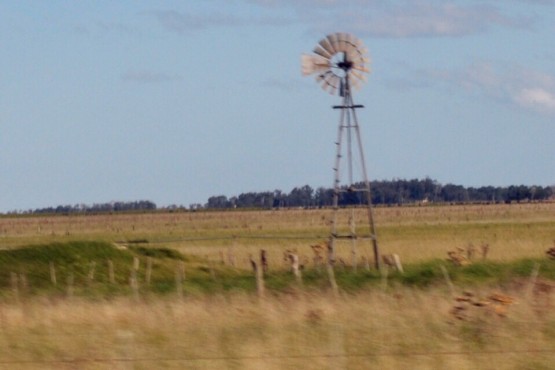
1,290 -> 554,369
2,202 -> 554,266
0,203 -> 554,369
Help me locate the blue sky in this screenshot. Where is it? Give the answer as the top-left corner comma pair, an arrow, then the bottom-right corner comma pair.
1,0 -> 554,211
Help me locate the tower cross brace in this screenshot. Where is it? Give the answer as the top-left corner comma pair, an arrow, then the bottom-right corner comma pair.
328,76 -> 380,270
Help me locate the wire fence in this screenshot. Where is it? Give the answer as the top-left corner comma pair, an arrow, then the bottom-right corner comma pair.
2,348 -> 555,365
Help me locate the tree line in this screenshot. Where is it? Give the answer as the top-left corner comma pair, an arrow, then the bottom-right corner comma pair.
5,178 -> 553,215
206,178 -> 553,209
12,200 -> 157,215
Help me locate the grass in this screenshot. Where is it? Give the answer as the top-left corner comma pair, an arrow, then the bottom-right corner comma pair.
2,203 -> 553,266
0,204 -> 554,368
0,289 -> 554,369
1,240 -> 555,299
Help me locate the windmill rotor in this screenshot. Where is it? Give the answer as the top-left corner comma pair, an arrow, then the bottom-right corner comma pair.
302,32 -> 370,95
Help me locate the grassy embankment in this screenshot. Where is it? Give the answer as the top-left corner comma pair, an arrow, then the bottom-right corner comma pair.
0,202 -> 553,297
1,202 -> 554,261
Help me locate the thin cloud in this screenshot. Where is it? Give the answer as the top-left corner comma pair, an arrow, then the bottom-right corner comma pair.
147,9 -> 292,33
121,70 -> 183,83
389,62 -> 555,115
147,2 -> 535,38
249,0 -> 534,38
513,0 -> 555,4
514,88 -> 555,112
147,10 -> 242,33
262,78 -> 307,92
318,3 -> 532,38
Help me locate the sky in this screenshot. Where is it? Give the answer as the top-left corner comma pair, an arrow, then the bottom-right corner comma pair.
1,0 -> 554,212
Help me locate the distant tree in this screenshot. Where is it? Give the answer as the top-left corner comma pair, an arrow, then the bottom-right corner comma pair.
441,184 -> 469,202
206,195 -> 229,208
272,189 -> 285,208
287,185 -> 314,207
314,187 -> 333,207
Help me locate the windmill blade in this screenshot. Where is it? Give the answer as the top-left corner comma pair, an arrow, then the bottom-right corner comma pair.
349,70 -> 367,90
301,54 -> 331,76
350,36 -> 369,58
315,70 -> 333,85
316,71 -> 340,94
352,56 -> 370,64
325,75 -> 340,94
324,82 -> 337,95
325,73 -> 340,88
351,36 -> 366,51
350,69 -> 368,83
313,45 -> 332,59
336,32 -> 351,53
318,37 -> 336,56
352,63 -> 370,73
350,57 -> 370,72
327,33 -> 341,54
341,33 -> 365,61
343,43 -> 359,62
350,77 -> 361,91
344,39 -> 365,63
357,47 -> 369,58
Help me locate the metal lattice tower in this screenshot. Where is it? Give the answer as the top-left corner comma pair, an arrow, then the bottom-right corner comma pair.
301,32 -> 380,270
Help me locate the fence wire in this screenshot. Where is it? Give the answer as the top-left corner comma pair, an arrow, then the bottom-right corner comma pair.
1,348 -> 555,365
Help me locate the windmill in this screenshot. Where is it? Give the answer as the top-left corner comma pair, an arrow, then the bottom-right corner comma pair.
301,32 -> 380,270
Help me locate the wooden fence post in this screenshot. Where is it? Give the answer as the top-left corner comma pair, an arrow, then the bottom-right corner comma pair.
176,261 -> 185,299
108,259 -> 115,284
145,257 -> 152,286
326,264 -> 338,297
227,245 -> 236,268
526,262 -> 541,300
440,265 -> 455,297
10,272 -> 19,303
256,262 -> 265,299
87,261 -> 96,284
130,257 -> 140,300
49,261 -> 57,286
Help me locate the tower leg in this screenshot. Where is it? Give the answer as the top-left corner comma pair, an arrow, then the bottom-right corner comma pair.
328,77 -> 381,271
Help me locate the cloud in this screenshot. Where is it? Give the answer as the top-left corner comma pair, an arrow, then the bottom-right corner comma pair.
514,87 -> 555,112
147,10 -> 242,33
309,2 -> 533,38
359,4 -> 530,38
146,9 -> 293,33
262,78 -> 307,92
247,0 -> 534,38
513,0 -> 555,4
389,62 -> 555,115
121,70 -> 183,83
146,2 -> 536,38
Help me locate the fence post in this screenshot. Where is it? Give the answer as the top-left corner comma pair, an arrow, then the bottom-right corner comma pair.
108,259 -> 115,284
176,261 -> 185,299
10,272 -> 19,303
256,262 -> 265,299
145,257 -> 152,286
87,261 -> 96,284
526,262 -> 541,300
327,264 -> 338,297
130,257 -> 140,300
49,261 -> 57,286
440,265 -> 455,297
